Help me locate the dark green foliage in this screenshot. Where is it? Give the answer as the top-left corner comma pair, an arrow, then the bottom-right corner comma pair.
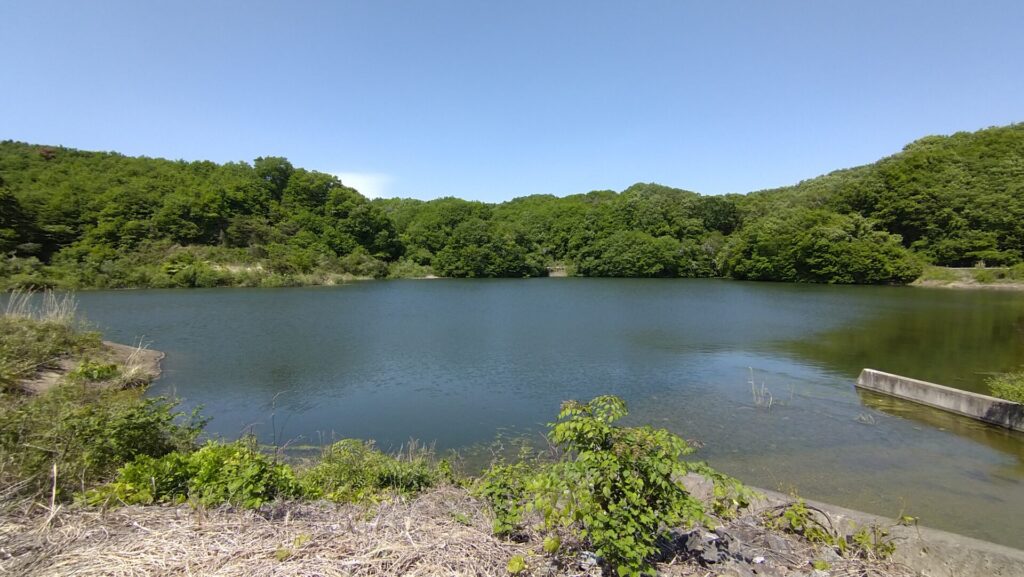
745,124 -> 1024,268
0,142 -> 397,288
725,211 -> 922,284
300,439 -> 445,503
576,230 -> 706,278
0,385 -> 203,499
86,439 -> 302,508
2,123 -> 1022,287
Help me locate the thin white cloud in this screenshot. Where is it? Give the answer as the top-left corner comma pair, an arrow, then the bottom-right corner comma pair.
331,172 -> 393,199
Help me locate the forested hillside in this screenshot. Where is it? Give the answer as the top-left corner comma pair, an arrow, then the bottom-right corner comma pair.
1,123 -> 1021,288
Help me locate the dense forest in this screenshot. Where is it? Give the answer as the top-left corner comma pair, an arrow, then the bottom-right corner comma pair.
1,123 -> 1021,288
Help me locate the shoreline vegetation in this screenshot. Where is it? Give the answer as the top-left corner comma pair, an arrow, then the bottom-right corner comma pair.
0,295 -> 970,577
912,265 -> 1024,291
3,123 -> 1024,290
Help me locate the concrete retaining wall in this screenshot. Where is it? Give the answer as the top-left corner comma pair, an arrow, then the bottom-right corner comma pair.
856,368 -> 1024,432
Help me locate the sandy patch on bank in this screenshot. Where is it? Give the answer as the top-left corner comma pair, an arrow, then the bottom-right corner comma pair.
16,341 -> 163,394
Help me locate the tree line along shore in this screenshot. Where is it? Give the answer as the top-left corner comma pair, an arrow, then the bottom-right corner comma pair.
2,123 -> 1023,289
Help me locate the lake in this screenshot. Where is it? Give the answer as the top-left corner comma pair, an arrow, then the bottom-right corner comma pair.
68,279 -> 1024,547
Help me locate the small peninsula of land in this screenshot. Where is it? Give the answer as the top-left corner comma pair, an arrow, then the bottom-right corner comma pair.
2,123 -> 1023,290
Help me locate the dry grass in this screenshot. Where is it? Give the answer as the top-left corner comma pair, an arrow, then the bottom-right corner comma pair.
103,341 -> 164,390
0,486 -> 542,577
3,289 -> 78,325
0,486 -> 920,577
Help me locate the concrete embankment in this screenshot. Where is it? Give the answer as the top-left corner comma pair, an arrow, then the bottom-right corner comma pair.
855,368 -> 1024,432
678,473 -> 1024,576
756,487 -> 1024,577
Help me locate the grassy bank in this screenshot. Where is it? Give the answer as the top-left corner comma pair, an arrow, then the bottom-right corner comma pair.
0,297 -> 915,576
913,264 -> 1024,290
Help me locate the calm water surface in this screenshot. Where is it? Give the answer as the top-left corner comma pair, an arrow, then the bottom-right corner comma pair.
69,280 -> 1024,547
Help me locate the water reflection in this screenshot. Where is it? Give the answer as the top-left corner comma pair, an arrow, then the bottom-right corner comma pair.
857,389 -> 1024,469
775,287 -> 1024,393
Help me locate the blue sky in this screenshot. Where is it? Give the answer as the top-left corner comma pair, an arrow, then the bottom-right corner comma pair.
2,1 -> 1022,202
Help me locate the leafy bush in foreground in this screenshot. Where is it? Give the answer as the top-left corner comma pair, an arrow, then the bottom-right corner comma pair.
0,385 -> 203,499
86,439 -> 302,508
476,396 -> 709,577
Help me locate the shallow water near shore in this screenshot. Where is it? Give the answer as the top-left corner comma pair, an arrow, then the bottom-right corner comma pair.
56,279 -> 1024,548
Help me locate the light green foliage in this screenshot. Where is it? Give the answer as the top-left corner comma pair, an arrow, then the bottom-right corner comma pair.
986,370 -> 1024,403
275,533 -> 312,560
686,461 -> 758,519
506,555 -> 527,574
86,439 -> 302,508
300,439 -> 443,503
916,265 -> 962,283
542,535 -> 561,554
767,499 -> 895,560
68,359 -> 119,382
386,258 -> 435,279
1008,263 -> 1024,280
474,397 -> 737,575
533,396 -> 707,577
0,295 -> 203,498
972,268 -> 998,283
473,455 -> 540,536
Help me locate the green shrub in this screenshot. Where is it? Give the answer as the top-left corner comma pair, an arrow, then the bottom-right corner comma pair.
915,265 -> 961,283
300,439 -> 442,503
987,370 -> 1024,403
1007,263 -> 1024,281
971,268 -> 999,283
68,359 -> 120,382
387,258 -> 435,279
474,456 -> 540,536
86,439 -> 302,508
0,385 -> 203,499
474,397 -> 729,575
686,461 -> 758,519
531,396 -> 707,577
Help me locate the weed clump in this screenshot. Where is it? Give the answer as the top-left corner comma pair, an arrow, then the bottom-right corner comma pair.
0,384 -> 203,501
0,291 -> 100,392
987,370 -> 1024,403
301,439 -> 448,503
766,499 -> 896,560
85,438 -> 302,508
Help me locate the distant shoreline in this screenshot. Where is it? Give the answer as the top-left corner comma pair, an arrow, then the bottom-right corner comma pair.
913,279 -> 1024,291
